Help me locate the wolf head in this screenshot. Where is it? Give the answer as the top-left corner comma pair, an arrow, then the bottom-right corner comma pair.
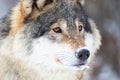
10,0 -> 101,71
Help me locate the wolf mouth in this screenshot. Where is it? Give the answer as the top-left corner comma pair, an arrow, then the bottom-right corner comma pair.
67,64 -> 89,70
73,63 -> 86,67
56,57 -> 87,68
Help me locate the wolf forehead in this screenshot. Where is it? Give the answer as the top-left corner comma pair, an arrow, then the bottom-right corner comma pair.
26,0 -> 92,38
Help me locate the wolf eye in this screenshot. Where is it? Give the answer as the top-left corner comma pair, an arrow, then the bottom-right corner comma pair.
78,24 -> 83,32
52,27 -> 62,33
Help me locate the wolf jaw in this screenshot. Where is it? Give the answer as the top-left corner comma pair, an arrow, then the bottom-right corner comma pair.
0,0 -> 101,80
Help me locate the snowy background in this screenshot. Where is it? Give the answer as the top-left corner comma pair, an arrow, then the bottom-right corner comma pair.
0,0 -> 120,80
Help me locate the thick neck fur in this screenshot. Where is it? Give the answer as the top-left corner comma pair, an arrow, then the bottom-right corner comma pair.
0,48 -> 85,80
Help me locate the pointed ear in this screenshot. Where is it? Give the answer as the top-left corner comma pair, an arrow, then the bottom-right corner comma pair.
78,0 -> 85,5
20,0 -> 54,17
20,0 -> 45,17
10,0 -> 54,35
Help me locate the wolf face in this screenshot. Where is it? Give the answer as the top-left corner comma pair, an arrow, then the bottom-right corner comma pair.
11,0 -> 100,71
0,0 -> 101,73
0,1 -> 102,80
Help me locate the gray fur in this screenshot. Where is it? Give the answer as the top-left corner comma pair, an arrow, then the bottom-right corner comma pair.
25,0 -> 92,38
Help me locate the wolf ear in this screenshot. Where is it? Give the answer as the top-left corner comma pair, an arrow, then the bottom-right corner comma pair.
78,0 -> 85,5
9,0 -> 54,35
20,0 -> 54,17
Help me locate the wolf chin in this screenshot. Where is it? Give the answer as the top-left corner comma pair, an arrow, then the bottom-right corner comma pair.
0,0 -> 101,80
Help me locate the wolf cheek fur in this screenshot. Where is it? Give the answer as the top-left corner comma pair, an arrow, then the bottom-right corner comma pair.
0,0 -> 101,80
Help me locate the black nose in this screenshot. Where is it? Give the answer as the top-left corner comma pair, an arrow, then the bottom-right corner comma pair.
76,49 -> 90,61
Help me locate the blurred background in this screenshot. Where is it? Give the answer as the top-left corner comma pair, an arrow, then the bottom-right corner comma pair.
0,0 -> 120,80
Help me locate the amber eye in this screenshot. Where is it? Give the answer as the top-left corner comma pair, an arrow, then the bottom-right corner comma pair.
78,24 -> 83,32
52,27 -> 62,33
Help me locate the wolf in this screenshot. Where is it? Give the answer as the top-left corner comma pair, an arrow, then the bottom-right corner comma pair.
0,0 -> 101,80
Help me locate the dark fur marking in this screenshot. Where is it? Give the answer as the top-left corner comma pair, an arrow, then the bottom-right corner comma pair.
0,14 -> 11,39
44,0 -> 54,6
76,2 -> 92,33
32,0 -> 40,11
